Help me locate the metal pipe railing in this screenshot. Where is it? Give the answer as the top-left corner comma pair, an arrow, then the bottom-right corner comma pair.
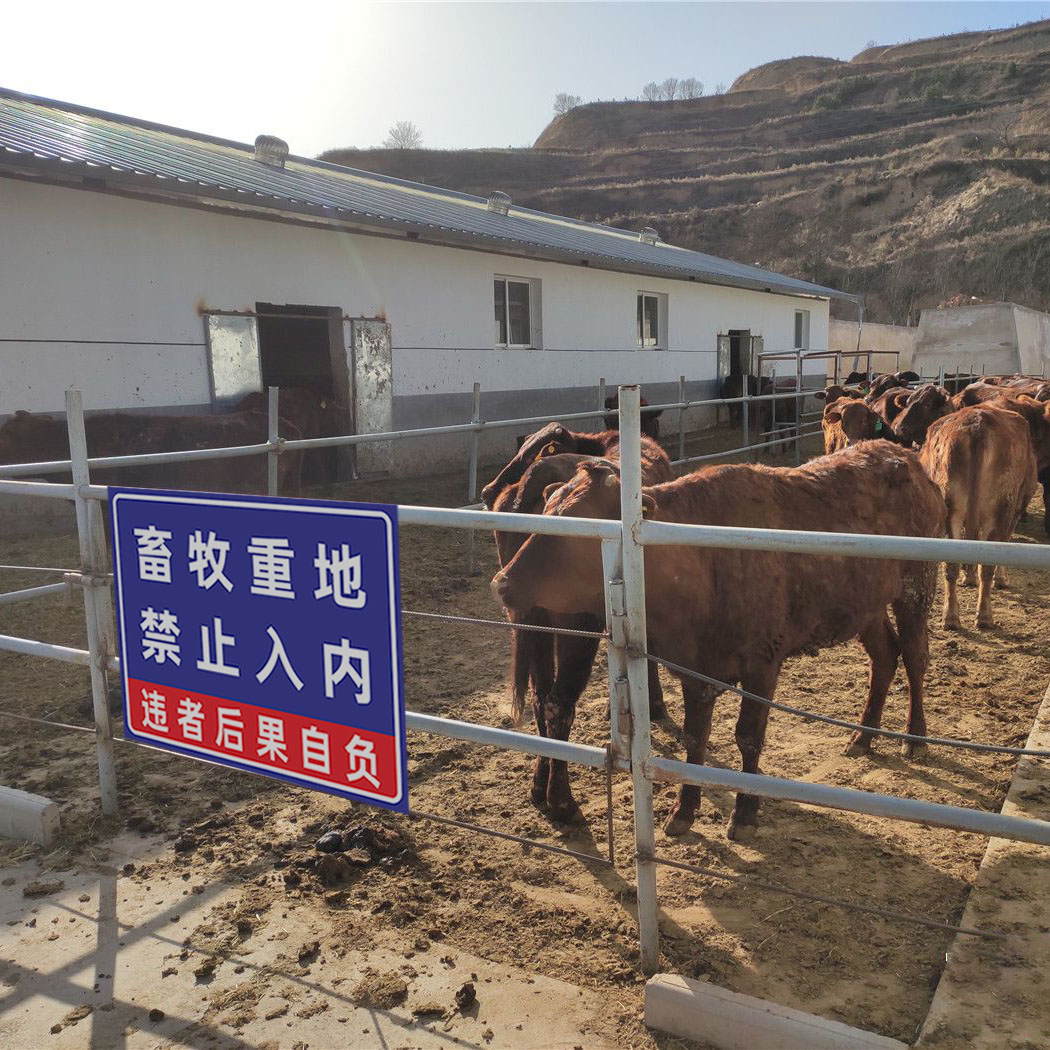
0,582 -> 67,606
646,755 -> 1050,846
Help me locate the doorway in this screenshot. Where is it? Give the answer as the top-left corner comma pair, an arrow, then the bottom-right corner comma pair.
255,303 -> 352,483
728,329 -> 752,378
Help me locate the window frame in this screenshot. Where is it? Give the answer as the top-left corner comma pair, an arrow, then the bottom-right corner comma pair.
636,291 -> 667,350
494,275 -> 539,349
794,309 -> 811,351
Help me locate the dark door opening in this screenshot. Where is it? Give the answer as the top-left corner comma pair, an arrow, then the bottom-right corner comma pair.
728,329 -> 752,378
255,303 -> 352,483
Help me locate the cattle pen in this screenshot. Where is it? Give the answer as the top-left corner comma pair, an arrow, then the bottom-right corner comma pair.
2,384 -> 1050,1047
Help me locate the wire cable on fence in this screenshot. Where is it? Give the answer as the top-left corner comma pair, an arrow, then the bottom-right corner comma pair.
0,564 -> 83,575
402,608 -> 608,640
650,853 -> 1001,939
407,809 -> 613,866
646,651 -> 1050,758
0,709 -> 98,735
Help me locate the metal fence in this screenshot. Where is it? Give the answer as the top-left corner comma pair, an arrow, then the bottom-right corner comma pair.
2,383 -> 1050,978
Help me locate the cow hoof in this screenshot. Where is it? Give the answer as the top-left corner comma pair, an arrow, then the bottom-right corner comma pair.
976,616 -> 995,631
942,616 -> 962,632
843,737 -> 870,758
530,788 -> 549,810
662,812 -> 694,837
902,740 -> 928,761
726,818 -> 758,843
547,801 -> 585,825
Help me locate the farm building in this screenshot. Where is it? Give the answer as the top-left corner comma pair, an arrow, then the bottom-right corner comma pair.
830,301 -> 1050,380
0,87 -> 856,471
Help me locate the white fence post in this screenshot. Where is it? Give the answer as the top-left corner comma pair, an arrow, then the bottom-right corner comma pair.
617,384 -> 660,974
677,376 -> 686,462
267,386 -> 280,497
65,389 -> 118,818
467,382 -> 482,575
597,377 -> 607,431
795,354 -> 804,467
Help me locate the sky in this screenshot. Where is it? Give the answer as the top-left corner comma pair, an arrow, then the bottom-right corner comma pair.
3,1 -> 1048,156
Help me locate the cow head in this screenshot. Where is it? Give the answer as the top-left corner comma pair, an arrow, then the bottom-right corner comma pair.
822,399 -> 882,454
893,385 -> 954,447
815,385 -> 864,404
603,395 -> 662,438
492,460 -> 647,617
481,422 -> 579,509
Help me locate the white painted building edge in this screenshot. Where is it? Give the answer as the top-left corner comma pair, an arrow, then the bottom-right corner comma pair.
1,178 -> 830,415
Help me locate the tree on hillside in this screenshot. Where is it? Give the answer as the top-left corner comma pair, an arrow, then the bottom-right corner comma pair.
660,76 -> 680,100
679,77 -> 704,99
383,121 -> 423,149
714,82 -> 727,95
642,81 -> 661,102
553,93 -> 582,115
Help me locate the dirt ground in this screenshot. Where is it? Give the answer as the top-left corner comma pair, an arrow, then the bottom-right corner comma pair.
1,431 -> 1048,1048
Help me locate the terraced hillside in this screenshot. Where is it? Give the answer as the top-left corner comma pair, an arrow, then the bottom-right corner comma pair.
322,19 -> 1050,322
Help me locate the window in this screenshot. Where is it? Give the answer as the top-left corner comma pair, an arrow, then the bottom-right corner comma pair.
794,309 -> 810,350
494,277 -> 537,348
636,292 -> 667,349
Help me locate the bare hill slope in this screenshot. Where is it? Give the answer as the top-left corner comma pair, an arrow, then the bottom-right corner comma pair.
322,18 -> 1050,322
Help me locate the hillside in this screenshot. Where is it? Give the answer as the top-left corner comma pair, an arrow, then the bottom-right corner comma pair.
321,18 -> 1050,324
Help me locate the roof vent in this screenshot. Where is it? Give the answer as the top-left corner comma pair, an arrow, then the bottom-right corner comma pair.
639,226 -> 660,245
487,191 -> 512,215
254,135 -> 289,169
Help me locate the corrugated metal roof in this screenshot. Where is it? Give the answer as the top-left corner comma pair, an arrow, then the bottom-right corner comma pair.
0,87 -> 858,302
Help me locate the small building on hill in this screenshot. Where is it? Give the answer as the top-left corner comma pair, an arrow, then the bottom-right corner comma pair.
0,87 -> 856,471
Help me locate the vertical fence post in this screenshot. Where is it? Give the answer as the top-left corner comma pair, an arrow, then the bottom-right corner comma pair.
795,353 -> 803,467
770,367 -> 777,449
466,382 -> 482,575
741,378 -> 750,455
938,364 -> 945,388
66,389 -> 118,818
597,377 -> 607,431
677,376 -> 686,463
267,385 -> 280,497
617,384 -> 660,974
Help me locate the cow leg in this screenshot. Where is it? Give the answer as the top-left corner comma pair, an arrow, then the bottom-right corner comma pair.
845,615 -> 899,757
976,563 -> 996,630
528,629 -> 556,808
1041,471 -> 1050,535
663,680 -> 719,837
942,560 -> 962,631
893,595 -> 930,760
727,666 -> 780,842
962,565 -> 977,587
994,565 -> 1009,590
545,632 -> 601,823
648,662 -> 667,720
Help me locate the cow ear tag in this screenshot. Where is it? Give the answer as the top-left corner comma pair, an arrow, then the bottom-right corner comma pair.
875,420 -> 883,433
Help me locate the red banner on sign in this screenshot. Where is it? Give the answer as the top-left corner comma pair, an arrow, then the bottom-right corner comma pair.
127,678 -> 401,803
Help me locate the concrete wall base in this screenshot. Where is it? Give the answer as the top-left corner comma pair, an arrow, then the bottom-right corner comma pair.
0,786 -> 60,847
644,974 -> 907,1050
917,680 -> 1050,1049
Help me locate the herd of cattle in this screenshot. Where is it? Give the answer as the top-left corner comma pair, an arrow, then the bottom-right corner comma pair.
1,372 -> 1045,842
486,370 -> 1048,842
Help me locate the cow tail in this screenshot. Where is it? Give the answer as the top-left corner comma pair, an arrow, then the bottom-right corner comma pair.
509,626 -> 532,726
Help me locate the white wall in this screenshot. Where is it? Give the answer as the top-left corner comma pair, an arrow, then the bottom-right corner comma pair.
1013,305 -> 1050,377
828,319 -> 917,374
0,178 -> 831,415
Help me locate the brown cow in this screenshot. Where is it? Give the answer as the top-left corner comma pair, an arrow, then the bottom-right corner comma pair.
814,384 -> 865,404
493,442 -> 943,840
821,398 -> 885,454
920,405 -> 1037,630
866,371 -> 921,399
486,430 -> 672,820
0,409 -> 303,493
481,421 -> 669,509
892,385 -> 955,447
